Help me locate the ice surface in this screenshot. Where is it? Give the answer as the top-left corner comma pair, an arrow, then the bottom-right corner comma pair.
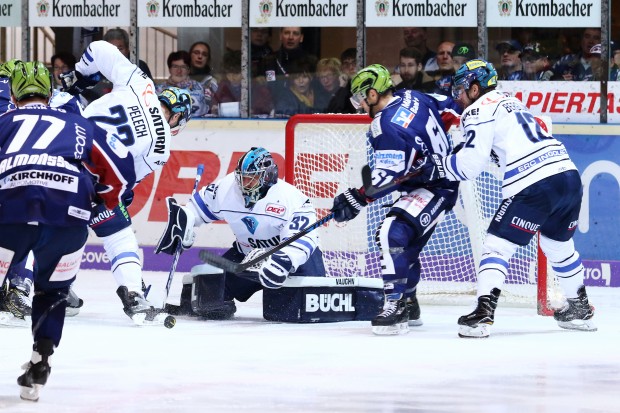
1,270 -> 619,413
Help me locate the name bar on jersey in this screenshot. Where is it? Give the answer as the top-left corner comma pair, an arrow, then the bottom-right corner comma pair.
365,0 -> 477,27
29,0 -> 129,27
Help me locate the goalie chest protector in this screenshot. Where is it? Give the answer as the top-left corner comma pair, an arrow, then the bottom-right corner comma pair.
263,276 -> 384,323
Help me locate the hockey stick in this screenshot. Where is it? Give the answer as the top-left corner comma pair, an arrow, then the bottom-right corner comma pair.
162,164 -> 204,305
199,211 -> 335,274
361,164 -> 423,198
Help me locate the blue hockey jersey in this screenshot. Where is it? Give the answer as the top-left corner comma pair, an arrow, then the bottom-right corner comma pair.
368,89 -> 461,193
0,103 -> 136,226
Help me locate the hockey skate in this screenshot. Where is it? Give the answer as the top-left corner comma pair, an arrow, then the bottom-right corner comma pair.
458,288 -> 501,338
116,286 -> 169,326
371,296 -> 409,335
554,286 -> 597,332
65,287 -> 84,317
407,292 -> 423,327
0,280 -> 31,327
17,339 -> 53,402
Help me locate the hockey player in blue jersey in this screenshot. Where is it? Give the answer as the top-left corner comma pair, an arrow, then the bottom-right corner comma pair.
0,61 -> 135,401
331,64 -> 461,335
411,59 -> 596,338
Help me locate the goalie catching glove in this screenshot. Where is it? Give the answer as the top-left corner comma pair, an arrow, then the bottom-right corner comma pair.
155,197 -> 196,255
257,251 -> 293,289
331,187 -> 369,223
60,70 -> 102,96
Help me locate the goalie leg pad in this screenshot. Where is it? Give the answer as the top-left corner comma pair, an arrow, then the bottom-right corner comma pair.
189,264 -> 236,320
263,277 -> 384,323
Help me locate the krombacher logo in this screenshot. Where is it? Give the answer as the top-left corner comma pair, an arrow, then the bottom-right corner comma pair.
272,0 -> 349,17
43,0 -> 121,17
381,0 -> 469,17
507,0 -> 594,17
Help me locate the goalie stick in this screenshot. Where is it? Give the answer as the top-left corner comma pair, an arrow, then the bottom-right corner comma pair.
162,163 -> 204,304
361,164 -> 423,198
199,212 -> 335,274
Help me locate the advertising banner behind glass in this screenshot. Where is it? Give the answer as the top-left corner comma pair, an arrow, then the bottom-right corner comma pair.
138,0 -> 241,27
29,0 -> 129,27
249,0 -> 357,27
365,0 -> 477,27
487,0 -> 600,27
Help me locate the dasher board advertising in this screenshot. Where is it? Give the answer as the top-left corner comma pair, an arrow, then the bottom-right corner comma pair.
138,0 -> 241,27
250,0 -> 357,27
365,0 -> 478,27
29,0 -> 129,27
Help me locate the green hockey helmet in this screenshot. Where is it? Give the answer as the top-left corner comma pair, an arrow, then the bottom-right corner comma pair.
350,64 -> 393,109
11,61 -> 52,102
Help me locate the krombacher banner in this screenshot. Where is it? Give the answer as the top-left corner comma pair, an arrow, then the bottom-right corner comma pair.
138,0 -> 241,27
29,0 -> 129,27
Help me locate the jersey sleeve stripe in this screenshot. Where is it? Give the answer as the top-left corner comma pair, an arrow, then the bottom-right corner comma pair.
448,155 -> 468,180
192,191 -> 219,221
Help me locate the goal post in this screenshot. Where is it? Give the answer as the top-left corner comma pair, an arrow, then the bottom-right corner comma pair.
285,114 -> 559,315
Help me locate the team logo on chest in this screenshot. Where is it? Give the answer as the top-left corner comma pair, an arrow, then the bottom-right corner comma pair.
242,216 -> 259,234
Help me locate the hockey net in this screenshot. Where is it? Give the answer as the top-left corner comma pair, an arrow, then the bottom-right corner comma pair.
285,114 -> 561,315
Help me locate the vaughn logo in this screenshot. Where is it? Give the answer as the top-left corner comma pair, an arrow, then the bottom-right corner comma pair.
305,293 -> 355,312
38,0 -> 122,17
498,0 -> 594,17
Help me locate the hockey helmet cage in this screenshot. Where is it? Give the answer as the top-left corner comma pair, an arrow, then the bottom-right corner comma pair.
158,86 -> 192,136
11,61 -> 52,102
350,64 -> 393,108
235,147 -> 279,208
0,59 -> 22,78
452,59 -> 498,100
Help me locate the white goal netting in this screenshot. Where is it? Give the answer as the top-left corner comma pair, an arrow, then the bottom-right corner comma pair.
285,114 -> 560,313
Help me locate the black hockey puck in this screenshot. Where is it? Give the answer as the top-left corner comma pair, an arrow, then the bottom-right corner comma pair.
164,315 -> 176,329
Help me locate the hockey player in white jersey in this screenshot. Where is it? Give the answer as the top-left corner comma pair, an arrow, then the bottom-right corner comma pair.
155,147 -> 326,319
61,40 -> 193,325
411,59 -> 596,338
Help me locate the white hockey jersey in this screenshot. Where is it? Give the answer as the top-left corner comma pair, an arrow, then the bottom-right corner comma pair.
188,174 -> 321,272
76,40 -> 171,183
440,90 -> 577,198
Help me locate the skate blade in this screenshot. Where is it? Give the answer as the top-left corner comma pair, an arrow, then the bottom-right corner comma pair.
408,318 -> 423,327
130,312 -> 168,326
0,312 -> 29,327
557,319 -> 597,332
65,307 -> 81,317
19,384 -> 42,402
372,321 -> 409,336
458,324 -> 491,338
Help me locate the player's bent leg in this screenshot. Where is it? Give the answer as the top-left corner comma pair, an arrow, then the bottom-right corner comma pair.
539,236 -> 596,331
100,227 -> 143,292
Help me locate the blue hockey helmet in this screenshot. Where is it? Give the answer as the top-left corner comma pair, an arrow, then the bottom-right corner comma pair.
452,59 -> 498,100
235,147 -> 278,208
158,86 -> 192,136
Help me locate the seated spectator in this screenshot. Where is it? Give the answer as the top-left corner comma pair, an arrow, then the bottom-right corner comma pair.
552,27 -> 601,81
326,48 -> 357,114
315,58 -> 343,112
251,28 -> 273,78
274,59 -> 323,117
521,43 -> 554,81
611,42 -> 620,81
51,52 -> 77,90
188,41 -> 218,101
156,50 -> 208,117
103,28 -> 153,80
451,42 -> 476,68
394,47 -> 434,92
403,27 -> 437,71
426,41 -> 455,97
496,40 -> 524,80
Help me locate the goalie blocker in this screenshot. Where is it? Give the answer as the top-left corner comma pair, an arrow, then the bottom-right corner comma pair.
185,263 -> 383,323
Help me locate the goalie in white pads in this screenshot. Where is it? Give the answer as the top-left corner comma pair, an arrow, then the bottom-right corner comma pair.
155,147 -> 326,319
411,59 -> 596,338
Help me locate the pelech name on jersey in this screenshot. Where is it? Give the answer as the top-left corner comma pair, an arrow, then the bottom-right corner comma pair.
148,106 -> 167,154
0,153 -> 79,175
127,105 -> 149,139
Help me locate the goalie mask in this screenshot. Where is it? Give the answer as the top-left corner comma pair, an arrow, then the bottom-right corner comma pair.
158,86 -> 192,136
235,147 -> 278,208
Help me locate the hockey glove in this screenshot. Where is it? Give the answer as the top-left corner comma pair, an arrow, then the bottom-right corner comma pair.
331,188 -> 368,223
60,70 -> 102,96
258,251 -> 293,289
155,197 -> 196,255
410,154 -> 446,184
